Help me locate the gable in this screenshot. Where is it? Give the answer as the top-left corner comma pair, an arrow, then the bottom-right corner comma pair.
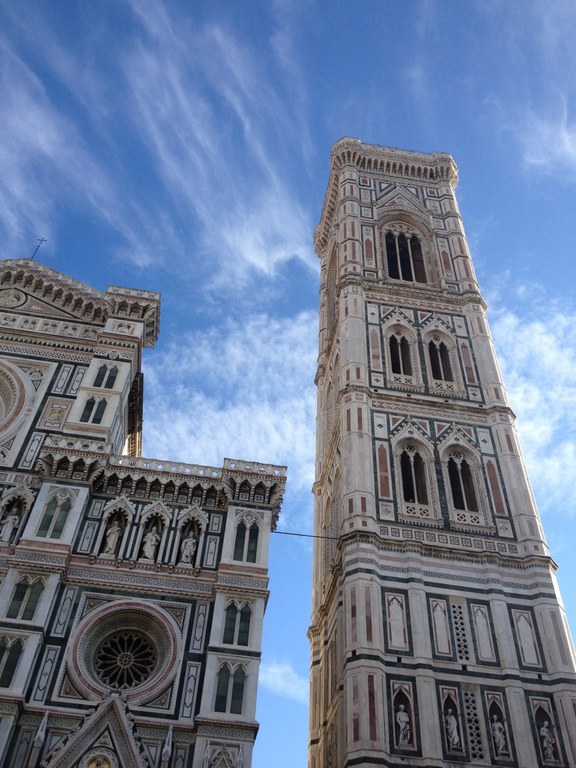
43,694 -> 149,768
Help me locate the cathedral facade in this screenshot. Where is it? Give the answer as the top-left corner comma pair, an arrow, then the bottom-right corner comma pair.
309,139 -> 576,767
0,259 -> 285,767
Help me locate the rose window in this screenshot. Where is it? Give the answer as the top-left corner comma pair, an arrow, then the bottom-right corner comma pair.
71,603 -> 179,701
94,630 -> 157,689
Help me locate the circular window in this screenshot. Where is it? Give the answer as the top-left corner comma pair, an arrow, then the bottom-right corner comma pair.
70,602 -> 179,702
0,365 -> 24,432
94,629 -> 157,689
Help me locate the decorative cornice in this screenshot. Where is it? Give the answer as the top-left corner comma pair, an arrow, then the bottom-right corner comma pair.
0,259 -> 160,348
339,529 -> 555,571
66,566 -> 216,595
315,138 -> 458,252
193,716 -> 259,739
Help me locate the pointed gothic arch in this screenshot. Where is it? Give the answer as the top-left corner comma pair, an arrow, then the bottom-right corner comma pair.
7,575 -> 44,620
377,205 -> 441,286
0,486 -> 34,545
214,662 -> 246,714
421,325 -> 462,394
391,435 -> 440,524
136,500 -> 171,563
0,635 -> 24,687
440,442 -> 491,529
222,601 -> 252,646
95,497 -> 135,559
381,322 -> 421,388
232,510 -> 263,564
36,489 -> 75,539
174,502 -> 208,567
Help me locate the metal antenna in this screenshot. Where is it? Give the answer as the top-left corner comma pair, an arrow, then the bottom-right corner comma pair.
31,237 -> 47,260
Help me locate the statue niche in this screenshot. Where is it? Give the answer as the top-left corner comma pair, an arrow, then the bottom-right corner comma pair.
139,517 -> 163,562
178,521 -> 199,567
100,513 -> 124,558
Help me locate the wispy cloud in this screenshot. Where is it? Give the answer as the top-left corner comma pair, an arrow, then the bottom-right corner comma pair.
0,31 -> 187,267
142,311 -> 317,525
0,40 -> 77,255
481,2 -> 576,176
519,101 -> 576,174
1,1 -> 315,285
488,283 -> 576,520
259,661 -> 308,703
123,0 -> 315,289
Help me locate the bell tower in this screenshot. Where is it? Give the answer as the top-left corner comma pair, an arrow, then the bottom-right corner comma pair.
309,138 -> 576,767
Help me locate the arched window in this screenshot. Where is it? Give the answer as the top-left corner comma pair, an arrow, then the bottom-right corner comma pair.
448,455 -> 478,512
104,366 -> 118,389
389,334 -> 412,376
37,495 -> 72,538
120,477 -> 132,496
80,397 -> 107,424
395,442 -> 438,523
428,339 -> 453,382
238,482 -> 251,501
80,397 -> 96,423
214,664 -> 246,715
233,522 -> 246,560
400,447 -> 428,504
247,525 -> 258,562
215,663 -> 230,711
55,458 -> 70,478
223,604 -> 251,646
215,664 -> 246,714
385,231 -> 426,283
7,578 -> 43,620
230,666 -> 246,713
93,399 -> 107,424
233,521 -> 259,563
94,364 -> 107,387
0,637 -> 23,687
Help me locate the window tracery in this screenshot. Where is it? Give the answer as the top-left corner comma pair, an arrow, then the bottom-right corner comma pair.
448,454 -> 478,512
7,576 -> 43,620
423,329 -> 461,393
94,630 -> 157,689
94,364 -> 118,389
393,441 -> 440,523
80,397 -> 107,424
215,663 -> 246,714
0,636 -> 23,687
233,520 -> 259,563
428,338 -> 453,382
442,447 -> 490,529
384,325 -> 419,388
72,603 -> 178,701
223,603 -> 251,646
385,231 -> 427,283
37,492 -> 73,538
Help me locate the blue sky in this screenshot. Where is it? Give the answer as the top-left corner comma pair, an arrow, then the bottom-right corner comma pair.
2,1 -> 576,765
